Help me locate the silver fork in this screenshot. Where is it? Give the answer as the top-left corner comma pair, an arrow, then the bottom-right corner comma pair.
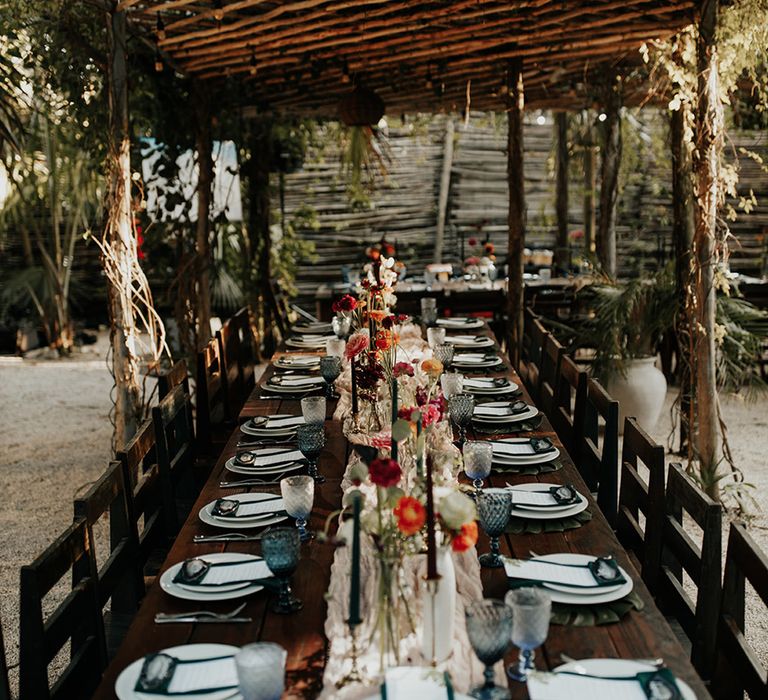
194,528 -> 272,543
155,602 -> 247,621
219,477 -> 283,487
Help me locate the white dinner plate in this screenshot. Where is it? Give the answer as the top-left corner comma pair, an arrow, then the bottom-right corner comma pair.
436,317 -> 485,330
239,414 -> 304,436
526,553 -> 633,604
161,553 -> 269,601
507,483 -> 588,520
261,382 -> 321,395
452,357 -> 504,369
474,404 -> 539,424
225,459 -> 305,477
115,643 -> 243,700
445,335 -> 495,348
463,380 -> 519,395
491,438 -> 560,465
285,336 -> 334,349
551,659 -> 696,700
273,355 -> 321,370
292,322 -> 333,334
199,493 -> 289,530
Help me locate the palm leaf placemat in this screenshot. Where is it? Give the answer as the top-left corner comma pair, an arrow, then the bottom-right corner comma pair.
491,459 -> 563,476
506,508 -> 592,535
550,589 -> 645,626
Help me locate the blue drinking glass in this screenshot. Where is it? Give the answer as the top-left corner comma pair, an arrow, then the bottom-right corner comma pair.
465,599 -> 513,699
262,527 -> 303,614
476,489 -> 511,568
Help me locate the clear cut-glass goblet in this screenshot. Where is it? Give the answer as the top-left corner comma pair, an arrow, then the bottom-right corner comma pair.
296,423 -> 326,483
433,342 -> 455,371
235,642 -> 287,700
463,440 -> 493,495
448,392 -> 475,445
261,527 -> 303,614
280,475 -> 315,542
505,587 -> 551,682
476,488 -> 511,568
465,599 -> 513,699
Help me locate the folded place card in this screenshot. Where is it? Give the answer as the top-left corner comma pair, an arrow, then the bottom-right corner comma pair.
135,653 -> 238,695
493,437 -> 553,455
264,415 -> 305,428
238,449 -> 304,467
509,485 -> 579,508
527,669 -> 682,700
475,402 -> 528,418
279,355 -> 320,365
211,496 -> 284,519
504,557 -> 626,588
173,558 -> 272,587
464,378 -> 506,388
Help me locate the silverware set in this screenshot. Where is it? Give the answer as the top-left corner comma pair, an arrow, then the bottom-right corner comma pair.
194,529 -> 272,543
155,602 -> 252,624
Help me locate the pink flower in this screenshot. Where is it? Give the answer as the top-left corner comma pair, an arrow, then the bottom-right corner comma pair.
393,362 -> 414,378
345,332 -> 368,360
421,403 -> 442,427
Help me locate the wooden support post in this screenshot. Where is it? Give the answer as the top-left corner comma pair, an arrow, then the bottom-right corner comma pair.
105,5 -> 141,450
434,118 -> 455,263
583,140 -> 597,255
247,119 -> 274,355
554,111 -> 569,273
506,58 -> 525,367
192,82 -> 213,344
597,77 -> 622,278
671,100 -> 695,455
693,0 -> 722,495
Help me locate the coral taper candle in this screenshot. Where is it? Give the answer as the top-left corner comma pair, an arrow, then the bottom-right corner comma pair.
351,357 -> 358,416
348,493 -> 362,626
425,455 -> 439,581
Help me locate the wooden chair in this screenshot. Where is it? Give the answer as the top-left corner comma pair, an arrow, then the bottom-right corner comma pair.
652,463 -> 721,680
19,519 -> 107,700
152,383 -> 198,534
577,378 -> 619,525
73,461 -> 144,656
217,317 -> 246,420
232,306 -> 259,391
551,353 -> 586,456
537,332 -> 565,422
116,417 -> 169,578
196,336 -> 231,455
712,522 -> 768,697
615,417 -> 665,589
520,308 -> 548,401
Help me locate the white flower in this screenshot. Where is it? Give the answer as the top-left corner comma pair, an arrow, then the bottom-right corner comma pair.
437,491 -> 476,530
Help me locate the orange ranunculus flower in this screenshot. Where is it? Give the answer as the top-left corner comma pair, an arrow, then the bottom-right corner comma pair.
421,358 -> 443,376
369,309 -> 389,323
451,521 -> 478,552
375,329 -> 393,350
394,496 -> 426,536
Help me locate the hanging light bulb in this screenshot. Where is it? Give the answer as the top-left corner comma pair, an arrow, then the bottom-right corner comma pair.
212,0 -> 224,21
156,12 -> 166,41
249,53 -> 258,76
154,49 -> 163,73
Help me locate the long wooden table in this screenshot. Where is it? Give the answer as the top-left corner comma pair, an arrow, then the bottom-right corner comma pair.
93,328 -> 709,699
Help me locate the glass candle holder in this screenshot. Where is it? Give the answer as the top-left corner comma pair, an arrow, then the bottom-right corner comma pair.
235,642 -> 287,700
441,371 -> 464,399
280,475 -> 315,542
421,297 -> 437,326
433,343 -> 455,370
463,440 -> 493,495
296,423 -> 326,483
332,314 -> 351,339
301,396 -> 326,426
505,587 -> 551,682
320,355 -> 342,399
326,338 -> 346,358
427,326 -> 446,348
448,392 -> 475,444
465,599 -> 513,700
476,488 -> 511,568
262,528 -> 303,614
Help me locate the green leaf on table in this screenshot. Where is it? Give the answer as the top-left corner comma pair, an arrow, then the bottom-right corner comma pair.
391,419 -> 412,443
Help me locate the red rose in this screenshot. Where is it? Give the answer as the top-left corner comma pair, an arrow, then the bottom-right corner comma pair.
393,362 -> 414,378
332,294 -> 358,313
369,458 -> 401,488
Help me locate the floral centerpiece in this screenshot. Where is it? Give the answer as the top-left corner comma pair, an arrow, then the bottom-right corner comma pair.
464,236 -> 497,281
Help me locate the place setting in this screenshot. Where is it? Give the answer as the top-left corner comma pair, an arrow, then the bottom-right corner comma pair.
291,320 -> 334,335
488,436 -> 559,465
239,413 -> 304,439
444,334 -> 496,349
472,401 -> 540,434
450,352 -> 505,372
198,492 -> 291,530
272,353 -> 322,371
435,316 -> 485,330
285,332 -> 336,350
462,376 -> 519,396
262,372 -> 326,395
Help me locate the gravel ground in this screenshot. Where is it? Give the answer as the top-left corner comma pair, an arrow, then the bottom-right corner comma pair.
0,345 -> 766,695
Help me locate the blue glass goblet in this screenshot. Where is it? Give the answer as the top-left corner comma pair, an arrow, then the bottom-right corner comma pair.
476,489 -> 511,568
465,599 -> 513,699
296,423 -> 326,483
262,527 -> 303,614
320,356 -> 342,399
505,587 -> 551,682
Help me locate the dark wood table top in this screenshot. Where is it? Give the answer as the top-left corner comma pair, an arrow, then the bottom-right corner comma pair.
92,327 -> 709,699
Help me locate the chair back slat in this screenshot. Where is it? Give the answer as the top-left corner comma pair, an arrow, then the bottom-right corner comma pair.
196,338 -> 229,452
713,522 -> 768,698
551,354 -> 586,456
158,359 -> 189,400
232,306 -> 258,390
19,519 -> 106,700
616,417 -> 665,591
576,378 -> 619,524
538,333 -> 565,421
73,462 -> 144,614
653,463 -> 722,680
521,308 -> 548,401
217,319 -> 245,419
